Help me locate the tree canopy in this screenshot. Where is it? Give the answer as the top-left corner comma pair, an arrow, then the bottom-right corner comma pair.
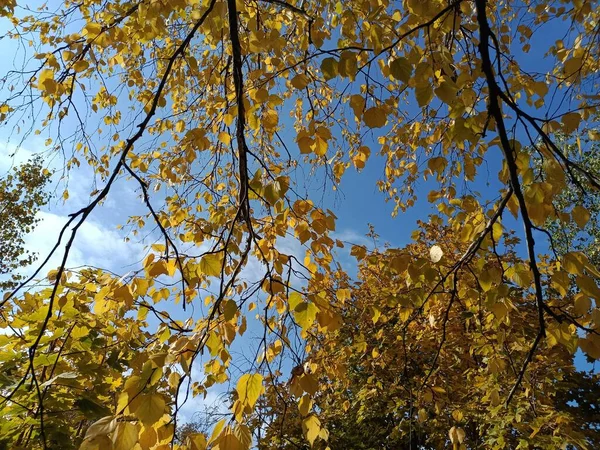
0,0 -> 599,449
0,157 -> 51,290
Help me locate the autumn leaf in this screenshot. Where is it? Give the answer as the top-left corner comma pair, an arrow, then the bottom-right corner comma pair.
389,57 -> 412,83
302,415 -> 321,446
321,57 -> 339,81
236,373 -> 264,409
131,394 -> 166,425
363,107 -> 387,128
199,253 -> 222,277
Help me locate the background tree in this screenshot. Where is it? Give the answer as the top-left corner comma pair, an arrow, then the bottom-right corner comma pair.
257,220 -> 599,449
533,133 -> 600,267
0,157 -> 51,290
0,267 -> 177,449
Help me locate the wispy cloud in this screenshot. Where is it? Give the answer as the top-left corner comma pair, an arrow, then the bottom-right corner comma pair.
23,211 -> 144,278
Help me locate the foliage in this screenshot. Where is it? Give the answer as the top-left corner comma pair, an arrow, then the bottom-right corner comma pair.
535,134 -> 600,266
259,222 -> 600,449
0,268 -> 173,449
0,0 -> 599,449
0,157 -> 51,290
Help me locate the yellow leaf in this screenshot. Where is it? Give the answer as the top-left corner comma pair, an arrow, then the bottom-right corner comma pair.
338,51 -> 357,79
428,156 -> 447,175
113,284 -> 134,307
165,259 -> 177,277
297,135 -> 314,154
133,278 -> 150,296
73,60 -> 90,72
84,416 -> 117,440
579,337 -> 600,360
138,426 -> 157,450
218,131 -> 231,145
313,136 -> 328,156
131,393 -> 166,425
336,288 -> 351,303
288,291 -> 303,310
71,325 -> 90,339
294,301 -> 318,330
112,422 -> 139,450
38,69 -> 57,94
363,107 -> 386,128
572,205 -> 590,229
148,259 -> 169,278
199,253 -> 222,277
349,94 -> 365,119
299,373 -> 318,395
321,57 -> 338,80
452,410 -> 464,422
576,274 -> 600,300
233,424 -> 252,450
80,435 -> 114,450
371,306 -> 381,324
298,394 -> 312,416
435,80 -> 459,105
302,415 -> 321,447
223,299 -> 238,321
416,84 -> 433,107
561,112 -> 581,132
563,252 -> 585,275
389,57 -> 412,83
186,433 -> 208,450
291,74 -> 310,90
208,419 -> 226,445
236,373 -> 264,409
215,427 -> 244,450
574,293 -> 591,316
263,110 -> 279,131
84,22 -> 103,40
318,427 -> 329,442
551,270 -> 570,297
448,426 -> 466,444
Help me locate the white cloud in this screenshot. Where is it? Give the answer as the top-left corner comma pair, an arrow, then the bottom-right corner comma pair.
177,385 -> 230,425
332,228 -> 371,247
0,142 -> 35,173
23,211 -> 144,278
